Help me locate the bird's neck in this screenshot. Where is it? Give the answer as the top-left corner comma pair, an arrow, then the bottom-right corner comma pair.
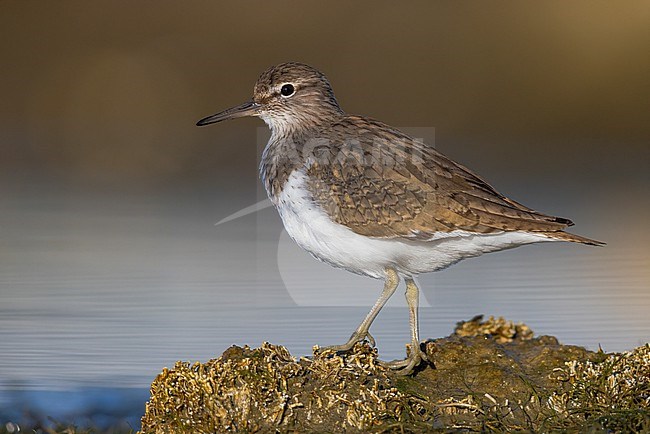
259,109 -> 345,202
263,107 -> 343,139
259,128 -> 309,203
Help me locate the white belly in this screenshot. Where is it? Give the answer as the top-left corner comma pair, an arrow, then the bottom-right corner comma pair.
275,170 -> 554,279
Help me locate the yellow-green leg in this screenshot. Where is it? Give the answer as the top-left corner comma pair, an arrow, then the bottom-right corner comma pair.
381,277 -> 428,375
323,267 -> 399,352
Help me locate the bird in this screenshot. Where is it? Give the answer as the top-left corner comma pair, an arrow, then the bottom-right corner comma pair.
196,62 -> 603,374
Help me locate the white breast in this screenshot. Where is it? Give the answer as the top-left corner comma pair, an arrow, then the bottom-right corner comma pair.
275,170 -> 555,279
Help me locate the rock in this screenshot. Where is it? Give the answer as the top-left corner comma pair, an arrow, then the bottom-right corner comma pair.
139,316 -> 649,433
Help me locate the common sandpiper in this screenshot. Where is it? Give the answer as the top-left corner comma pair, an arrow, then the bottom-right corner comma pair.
197,62 -> 603,374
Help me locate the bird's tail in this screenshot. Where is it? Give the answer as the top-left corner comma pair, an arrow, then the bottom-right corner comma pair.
544,231 -> 605,246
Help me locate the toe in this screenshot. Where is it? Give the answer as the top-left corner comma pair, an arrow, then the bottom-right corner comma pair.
366,331 -> 376,347
380,349 -> 428,375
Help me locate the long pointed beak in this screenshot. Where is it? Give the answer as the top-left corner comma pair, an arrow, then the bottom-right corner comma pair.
196,100 -> 260,126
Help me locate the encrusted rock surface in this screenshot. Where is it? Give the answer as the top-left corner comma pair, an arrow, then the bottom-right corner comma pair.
140,316 -> 649,433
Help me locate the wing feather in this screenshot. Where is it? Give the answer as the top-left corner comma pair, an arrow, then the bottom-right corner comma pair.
305,116 -> 581,240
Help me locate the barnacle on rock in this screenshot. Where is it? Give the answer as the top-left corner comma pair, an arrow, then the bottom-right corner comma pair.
454,314 -> 533,343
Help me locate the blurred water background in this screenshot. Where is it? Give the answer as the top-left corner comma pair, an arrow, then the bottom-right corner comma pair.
1,1 -> 649,430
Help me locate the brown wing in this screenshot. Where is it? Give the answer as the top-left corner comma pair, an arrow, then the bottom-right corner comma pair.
305,115 -> 577,240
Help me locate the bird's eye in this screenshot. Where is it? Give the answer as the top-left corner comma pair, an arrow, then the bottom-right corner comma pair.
280,83 -> 295,97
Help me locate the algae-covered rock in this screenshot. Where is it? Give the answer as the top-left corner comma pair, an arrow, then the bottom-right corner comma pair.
140,316 -> 649,433
549,343 -> 650,432
140,342 -> 407,432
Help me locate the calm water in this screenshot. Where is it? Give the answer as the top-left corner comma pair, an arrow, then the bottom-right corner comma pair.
0,181 -> 648,427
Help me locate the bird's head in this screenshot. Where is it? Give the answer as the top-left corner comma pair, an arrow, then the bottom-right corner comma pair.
197,62 -> 343,134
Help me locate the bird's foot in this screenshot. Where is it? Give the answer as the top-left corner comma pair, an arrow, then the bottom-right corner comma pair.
380,342 -> 429,375
319,330 -> 376,353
